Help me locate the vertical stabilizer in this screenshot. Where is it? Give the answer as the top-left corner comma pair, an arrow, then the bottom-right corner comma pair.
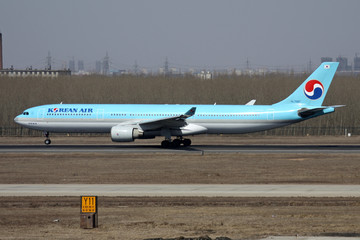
274,62 -> 339,106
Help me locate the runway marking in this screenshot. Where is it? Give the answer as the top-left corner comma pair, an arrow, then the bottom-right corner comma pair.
1,184 -> 360,197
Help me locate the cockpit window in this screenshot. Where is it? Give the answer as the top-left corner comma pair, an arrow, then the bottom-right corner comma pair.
23,112 -> 29,115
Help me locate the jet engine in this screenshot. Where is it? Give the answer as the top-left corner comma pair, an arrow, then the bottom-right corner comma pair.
111,126 -> 143,142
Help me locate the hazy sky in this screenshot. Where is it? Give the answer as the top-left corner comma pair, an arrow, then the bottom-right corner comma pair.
1,0 -> 359,71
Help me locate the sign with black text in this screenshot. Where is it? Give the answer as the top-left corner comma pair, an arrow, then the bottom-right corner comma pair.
81,196 -> 97,213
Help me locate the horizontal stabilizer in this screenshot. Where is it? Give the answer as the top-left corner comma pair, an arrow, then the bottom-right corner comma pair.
298,105 -> 345,118
329,105 -> 346,108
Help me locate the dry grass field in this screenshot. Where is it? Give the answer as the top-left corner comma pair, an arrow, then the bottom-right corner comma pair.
1,136 -> 360,239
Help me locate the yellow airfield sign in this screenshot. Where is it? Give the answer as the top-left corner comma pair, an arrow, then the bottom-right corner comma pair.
81,196 -> 97,213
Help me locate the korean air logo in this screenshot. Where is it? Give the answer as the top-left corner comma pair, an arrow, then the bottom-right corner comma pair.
304,80 -> 324,100
53,108 -> 59,113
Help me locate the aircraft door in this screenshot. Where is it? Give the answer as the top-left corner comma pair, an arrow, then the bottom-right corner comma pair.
267,111 -> 274,120
96,109 -> 104,120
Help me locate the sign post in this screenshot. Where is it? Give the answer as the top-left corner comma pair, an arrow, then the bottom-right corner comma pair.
80,196 -> 98,229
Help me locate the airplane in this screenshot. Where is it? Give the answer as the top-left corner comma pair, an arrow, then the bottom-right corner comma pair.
14,62 -> 343,148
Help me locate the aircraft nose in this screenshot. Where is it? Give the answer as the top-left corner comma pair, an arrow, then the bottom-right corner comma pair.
14,116 -> 20,124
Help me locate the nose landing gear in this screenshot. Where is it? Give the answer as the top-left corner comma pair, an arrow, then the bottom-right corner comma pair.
44,131 -> 51,145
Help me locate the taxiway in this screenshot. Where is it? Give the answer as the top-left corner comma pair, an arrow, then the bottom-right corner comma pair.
1,184 -> 360,197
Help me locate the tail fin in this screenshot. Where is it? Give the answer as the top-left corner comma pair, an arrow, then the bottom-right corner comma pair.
273,62 -> 339,106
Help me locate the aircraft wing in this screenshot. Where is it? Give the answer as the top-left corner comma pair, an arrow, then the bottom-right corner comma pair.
298,105 -> 345,118
120,107 -> 196,131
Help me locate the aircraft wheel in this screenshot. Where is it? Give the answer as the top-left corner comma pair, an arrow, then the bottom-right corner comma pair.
44,139 -> 51,145
161,140 -> 170,148
183,138 -> 191,147
172,139 -> 181,148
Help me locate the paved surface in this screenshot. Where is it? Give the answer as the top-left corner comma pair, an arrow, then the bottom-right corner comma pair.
1,144 -> 360,154
1,184 -> 360,197
261,237 -> 360,240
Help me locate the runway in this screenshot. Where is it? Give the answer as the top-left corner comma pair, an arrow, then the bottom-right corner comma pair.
1,184 -> 360,197
1,144 -> 360,154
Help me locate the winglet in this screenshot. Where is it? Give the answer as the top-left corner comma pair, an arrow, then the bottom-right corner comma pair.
184,107 -> 196,117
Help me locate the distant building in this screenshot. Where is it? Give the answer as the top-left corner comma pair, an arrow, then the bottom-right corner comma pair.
321,57 -> 333,63
95,61 -> 102,74
354,54 -> 360,71
336,56 -> 351,71
0,69 -> 71,77
158,68 -> 164,75
198,70 -> 212,80
78,60 -> 84,71
112,70 -> 127,76
69,59 -> 75,72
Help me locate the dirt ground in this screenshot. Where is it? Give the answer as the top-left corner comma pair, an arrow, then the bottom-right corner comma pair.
2,151 -> 360,185
1,136 -> 360,239
1,197 -> 359,240
0,136 -> 360,184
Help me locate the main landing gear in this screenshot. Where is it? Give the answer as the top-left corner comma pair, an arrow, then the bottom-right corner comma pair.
161,137 -> 191,148
44,131 -> 51,145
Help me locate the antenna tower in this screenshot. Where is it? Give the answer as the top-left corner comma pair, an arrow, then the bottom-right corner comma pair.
164,57 -> 169,76
102,52 -> 110,75
46,51 -> 52,70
